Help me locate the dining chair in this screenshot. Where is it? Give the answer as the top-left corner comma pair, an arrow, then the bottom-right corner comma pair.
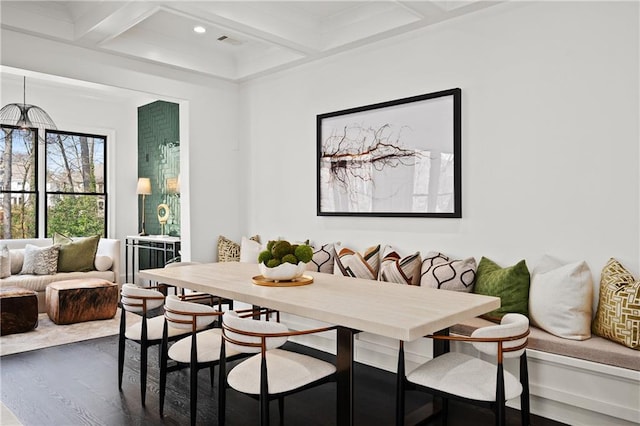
118,283 -> 191,405
159,295 -> 246,426
219,310 -> 337,426
396,313 -> 530,426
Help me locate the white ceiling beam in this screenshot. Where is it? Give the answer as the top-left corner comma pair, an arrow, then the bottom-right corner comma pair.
73,2 -> 159,45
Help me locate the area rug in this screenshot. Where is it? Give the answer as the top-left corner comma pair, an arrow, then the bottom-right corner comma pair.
0,309 -> 140,357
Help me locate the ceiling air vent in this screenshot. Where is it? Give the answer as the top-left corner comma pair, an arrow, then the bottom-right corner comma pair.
217,35 -> 243,46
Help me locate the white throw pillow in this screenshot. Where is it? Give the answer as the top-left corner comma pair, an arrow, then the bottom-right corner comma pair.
529,255 -> 593,340
240,236 -> 263,263
306,243 -> 337,274
94,255 -> 113,272
9,249 -> 24,275
0,245 -> 10,278
20,244 -> 60,275
420,251 -> 477,292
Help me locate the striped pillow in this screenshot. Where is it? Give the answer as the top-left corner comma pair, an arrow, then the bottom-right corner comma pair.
379,246 -> 421,285
334,244 -> 380,280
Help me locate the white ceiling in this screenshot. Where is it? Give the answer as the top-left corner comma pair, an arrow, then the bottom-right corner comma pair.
1,1 -> 500,82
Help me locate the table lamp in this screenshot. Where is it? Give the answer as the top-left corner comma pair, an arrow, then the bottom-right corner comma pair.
136,177 -> 152,236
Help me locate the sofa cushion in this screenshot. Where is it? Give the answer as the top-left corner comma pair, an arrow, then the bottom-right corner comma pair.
420,251 -> 477,292
334,244 -> 381,280
0,245 -> 10,278
20,244 -> 60,275
0,270 -> 115,293
379,246 -> 421,285
529,256 -> 593,341
473,257 -> 530,321
54,233 -> 100,273
592,258 -> 640,350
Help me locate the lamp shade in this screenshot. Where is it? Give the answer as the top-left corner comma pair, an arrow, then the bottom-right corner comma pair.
136,177 -> 152,195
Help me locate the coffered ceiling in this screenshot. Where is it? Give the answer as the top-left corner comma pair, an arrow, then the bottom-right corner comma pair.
1,1 -> 500,82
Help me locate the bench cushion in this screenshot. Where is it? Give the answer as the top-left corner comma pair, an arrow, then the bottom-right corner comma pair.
452,317 -> 640,371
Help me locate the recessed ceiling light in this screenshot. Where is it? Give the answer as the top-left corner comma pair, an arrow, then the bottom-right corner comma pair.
193,26 -> 206,34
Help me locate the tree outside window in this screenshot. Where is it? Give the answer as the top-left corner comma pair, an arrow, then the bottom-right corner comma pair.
0,126 -> 107,239
0,126 -> 38,239
46,130 -> 106,237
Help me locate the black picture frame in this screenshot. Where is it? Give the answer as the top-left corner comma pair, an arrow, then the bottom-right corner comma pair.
317,88 -> 462,218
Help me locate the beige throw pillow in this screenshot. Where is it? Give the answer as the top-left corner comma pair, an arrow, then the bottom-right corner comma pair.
0,245 -> 10,278
529,255 -> 593,340
20,244 -> 60,275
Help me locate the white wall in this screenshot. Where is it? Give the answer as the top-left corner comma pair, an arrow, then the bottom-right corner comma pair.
0,30 -> 243,266
240,1 -> 640,278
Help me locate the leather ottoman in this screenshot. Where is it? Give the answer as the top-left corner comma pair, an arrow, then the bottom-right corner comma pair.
46,278 -> 119,325
1,286 -> 39,335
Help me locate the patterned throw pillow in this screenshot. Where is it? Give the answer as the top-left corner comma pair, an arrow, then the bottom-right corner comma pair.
217,235 -> 260,262
592,258 -> 640,349
0,244 -> 10,278
420,251 -> 477,292
306,243 -> 337,274
53,233 -> 100,272
379,246 -> 421,285
473,257 -> 530,322
334,244 -> 381,280
529,256 -> 593,340
20,244 -> 60,275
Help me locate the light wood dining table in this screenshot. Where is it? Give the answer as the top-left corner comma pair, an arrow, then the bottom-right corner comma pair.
139,261 -> 500,426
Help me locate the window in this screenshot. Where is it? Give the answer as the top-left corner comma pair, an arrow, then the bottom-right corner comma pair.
0,126 -> 38,238
0,126 -> 107,239
45,130 -> 107,237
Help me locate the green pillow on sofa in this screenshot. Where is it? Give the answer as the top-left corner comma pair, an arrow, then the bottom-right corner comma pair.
54,233 -> 100,272
473,257 -> 530,321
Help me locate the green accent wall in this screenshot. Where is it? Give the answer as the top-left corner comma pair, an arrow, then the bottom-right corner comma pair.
137,101 -> 180,238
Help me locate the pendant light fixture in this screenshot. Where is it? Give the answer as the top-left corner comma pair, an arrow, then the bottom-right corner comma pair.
0,76 -> 57,142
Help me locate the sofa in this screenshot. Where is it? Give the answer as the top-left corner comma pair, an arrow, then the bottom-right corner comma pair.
0,238 -> 121,313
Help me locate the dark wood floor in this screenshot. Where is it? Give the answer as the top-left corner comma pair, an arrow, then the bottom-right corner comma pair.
1,335 -> 566,426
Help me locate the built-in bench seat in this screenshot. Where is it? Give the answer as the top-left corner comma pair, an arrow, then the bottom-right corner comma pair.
452,316 -> 639,372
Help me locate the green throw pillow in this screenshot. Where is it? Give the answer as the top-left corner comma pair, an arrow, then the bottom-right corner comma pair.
473,257 -> 530,322
54,233 -> 100,272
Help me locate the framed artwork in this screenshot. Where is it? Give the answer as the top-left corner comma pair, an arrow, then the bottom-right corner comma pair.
317,88 -> 462,218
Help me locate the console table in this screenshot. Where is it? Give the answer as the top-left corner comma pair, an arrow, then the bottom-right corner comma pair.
125,235 -> 181,284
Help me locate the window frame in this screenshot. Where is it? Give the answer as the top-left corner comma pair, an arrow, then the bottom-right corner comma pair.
44,129 -> 108,238
0,125 -> 40,239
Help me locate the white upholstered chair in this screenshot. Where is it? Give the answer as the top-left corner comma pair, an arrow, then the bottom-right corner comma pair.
219,310 -> 337,426
396,313 -> 531,426
159,295 -> 244,426
118,283 -> 190,405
